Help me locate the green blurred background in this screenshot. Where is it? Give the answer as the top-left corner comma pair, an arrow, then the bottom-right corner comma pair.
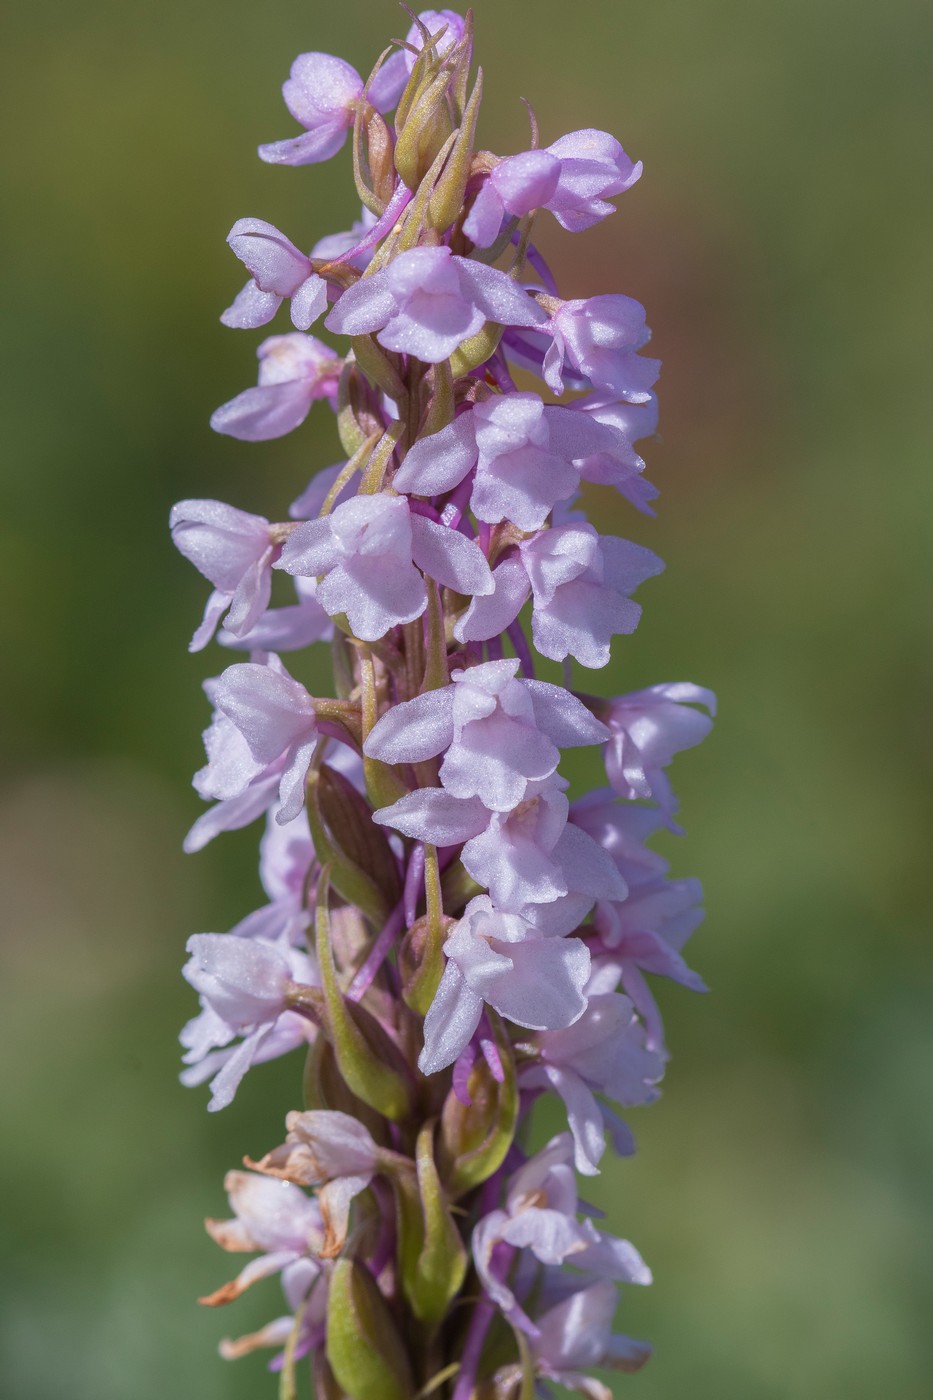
1,1 -> 930,1396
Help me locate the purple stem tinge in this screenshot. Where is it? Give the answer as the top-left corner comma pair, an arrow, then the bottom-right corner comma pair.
403,843 -> 426,928
346,900 -> 406,1001
451,1296 -> 496,1400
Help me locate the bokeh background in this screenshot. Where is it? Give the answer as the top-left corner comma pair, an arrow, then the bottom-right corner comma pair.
1,1 -> 930,1396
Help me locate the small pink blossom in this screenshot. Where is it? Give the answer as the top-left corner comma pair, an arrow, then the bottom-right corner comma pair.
170,498 -> 278,650
419,896 -> 590,1075
326,247 -> 547,364
472,1135 -> 650,1323
602,682 -> 716,829
249,1110 -> 381,1258
275,493 -> 492,641
594,876 -> 708,1051
257,51 -> 406,168
464,129 -> 641,248
181,934 -> 317,1110
209,658 -> 320,823
200,1169 -> 329,1365
574,391 -> 660,512
527,1282 -> 651,1392
220,219 -> 328,332
394,391 -> 627,531
543,295 -> 661,400
544,129 -> 642,231
523,993 -> 665,1174
211,333 -> 341,442
521,525 -> 663,668
364,659 -> 608,812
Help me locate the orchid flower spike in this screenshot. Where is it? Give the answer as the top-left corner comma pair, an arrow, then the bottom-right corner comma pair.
173,11 -> 715,1397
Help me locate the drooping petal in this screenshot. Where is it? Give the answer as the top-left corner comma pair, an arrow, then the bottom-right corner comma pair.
419,960 -> 485,1074
276,735 -> 321,824
409,513 -> 493,595
290,274 -> 329,330
220,279 -> 282,329
462,178 -> 506,248
258,125 -> 351,166
536,1063 -> 607,1175
183,768 -> 281,853
456,259 -> 549,329
206,1025 -> 273,1111
453,556 -> 530,643
210,381 -> 314,442
392,412 -> 478,495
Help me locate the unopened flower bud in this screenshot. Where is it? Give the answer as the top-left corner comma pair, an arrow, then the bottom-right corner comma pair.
326,1258 -> 413,1400
438,1013 -> 518,1198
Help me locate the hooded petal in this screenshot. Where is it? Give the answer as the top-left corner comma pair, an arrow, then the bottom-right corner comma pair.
226,218 -> 311,295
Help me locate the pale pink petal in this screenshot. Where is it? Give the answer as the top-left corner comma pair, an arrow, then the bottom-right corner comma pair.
210,381 -> 314,442
392,412 -> 477,495
220,279 -> 282,329
290,274 -> 328,330
453,556 -> 530,643
373,788 -> 489,845
477,934 -> 590,1030
226,218 -> 311,294
537,1063 -> 606,1175
258,125 -> 350,166
524,680 -> 611,747
207,1025 -> 272,1111
456,260 -> 548,329
462,178 -> 506,248
276,518 -> 342,578
276,735 -> 321,824
282,53 -> 362,127
212,662 -> 317,766
189,589 -> 230,652
409,513 -> 493,595
324,272 -> 398,337
363,687 -> 455,763
419,961 -> 485,1074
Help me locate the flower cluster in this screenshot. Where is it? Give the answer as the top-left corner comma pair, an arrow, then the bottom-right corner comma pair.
173,11 -> 714,1398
